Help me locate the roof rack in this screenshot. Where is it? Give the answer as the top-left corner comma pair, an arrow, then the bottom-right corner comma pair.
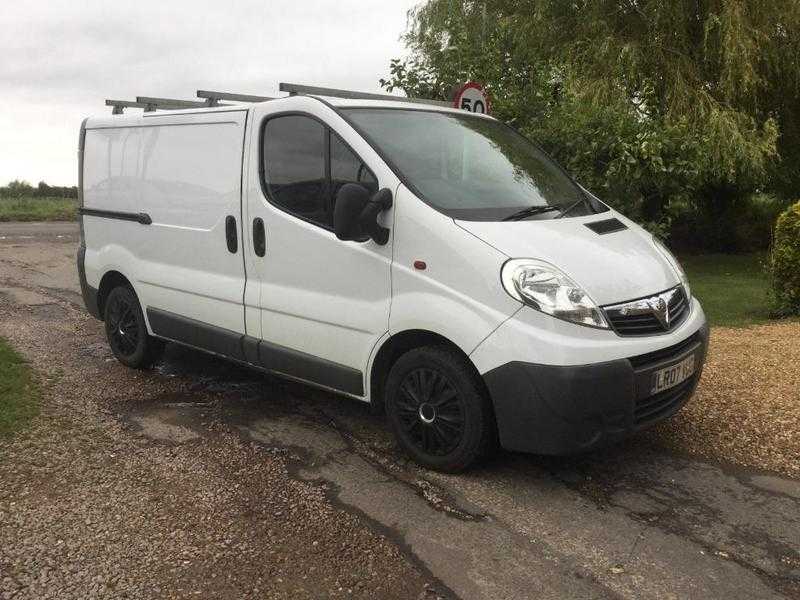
106,100 -> 154,115
279,82 -> 450,107
136,97 -> 209,109
105,82 -> 449,114
106,97 -> 219,114
197,90 -> 274,106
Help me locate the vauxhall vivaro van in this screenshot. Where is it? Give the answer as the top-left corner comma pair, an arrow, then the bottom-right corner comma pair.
77,86 -> 708,471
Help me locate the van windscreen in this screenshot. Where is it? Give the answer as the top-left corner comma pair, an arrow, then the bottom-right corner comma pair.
343,108 -> 603,222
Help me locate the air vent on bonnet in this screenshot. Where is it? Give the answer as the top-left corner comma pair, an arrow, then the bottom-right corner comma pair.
585,218 -> 627,234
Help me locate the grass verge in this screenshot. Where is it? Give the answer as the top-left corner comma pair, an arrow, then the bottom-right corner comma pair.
0,196 -> 77,222
0,337 -> 40,437
680,253 -> 771,327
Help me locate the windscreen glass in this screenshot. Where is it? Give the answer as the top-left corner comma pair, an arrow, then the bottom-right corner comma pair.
344,108 -> 603,221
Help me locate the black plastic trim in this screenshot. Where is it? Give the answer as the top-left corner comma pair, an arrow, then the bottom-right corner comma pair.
76,245 -> 101,319
145,307 -> 363,396
628,330 -> 702,369
252,218 -> 266,256
584,218 -> 627,234
78,208 -> 152,225
225,215 -> 238,253
147,308 -> 245,361
257,339 -> 363,395
482,322 -> 709,455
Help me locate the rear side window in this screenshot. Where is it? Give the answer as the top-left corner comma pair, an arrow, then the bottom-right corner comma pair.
262,115 -> 376,229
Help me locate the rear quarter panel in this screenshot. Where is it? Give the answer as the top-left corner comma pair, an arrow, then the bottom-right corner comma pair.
81,110 -> 249,334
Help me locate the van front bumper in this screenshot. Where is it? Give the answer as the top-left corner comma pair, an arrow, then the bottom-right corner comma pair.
482,323 -> 709,455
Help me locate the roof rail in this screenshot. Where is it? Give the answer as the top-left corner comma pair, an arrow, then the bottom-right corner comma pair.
105,100 -> 155,114
279,82 -> 450,107
106,97 -> 219,114
197,90 -> 274,106
105,83 -> 450,114
136,96 -> 208,109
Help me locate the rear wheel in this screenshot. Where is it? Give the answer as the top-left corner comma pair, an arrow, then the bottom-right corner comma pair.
385,346 -> 494,472
104,286 -> 164,369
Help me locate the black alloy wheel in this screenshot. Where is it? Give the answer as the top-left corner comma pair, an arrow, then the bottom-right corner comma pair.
106,291 -> 139,358
385,345 -> 495,472
395,367 -> 465,456
103,285 -> 164,369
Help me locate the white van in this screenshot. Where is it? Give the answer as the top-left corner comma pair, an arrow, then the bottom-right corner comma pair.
77,88 -> 708,471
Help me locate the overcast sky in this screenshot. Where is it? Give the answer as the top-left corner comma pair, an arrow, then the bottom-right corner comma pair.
0,0 -> 419,186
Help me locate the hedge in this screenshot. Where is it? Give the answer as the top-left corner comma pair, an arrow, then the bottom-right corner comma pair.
769,201 -> 800,316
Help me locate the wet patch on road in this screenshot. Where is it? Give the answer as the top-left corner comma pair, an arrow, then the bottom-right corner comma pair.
516,444 -> 800,597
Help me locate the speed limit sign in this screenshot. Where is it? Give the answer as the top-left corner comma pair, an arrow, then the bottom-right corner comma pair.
453,82 -> 491,115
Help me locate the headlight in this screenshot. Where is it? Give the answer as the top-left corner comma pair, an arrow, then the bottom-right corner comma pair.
652,236 -> 691,300
501,259 -> 609,328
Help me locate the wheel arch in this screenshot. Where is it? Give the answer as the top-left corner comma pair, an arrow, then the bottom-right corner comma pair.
96,270 -> 134,320
369,329 -> 489,412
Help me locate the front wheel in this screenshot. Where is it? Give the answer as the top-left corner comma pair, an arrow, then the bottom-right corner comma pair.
384,346 -> 495,472
104,285 -> 164,369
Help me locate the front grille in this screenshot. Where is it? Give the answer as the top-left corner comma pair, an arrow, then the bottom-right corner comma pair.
604,286 -> 690,336
628,331 -> 701,369
634,377 -> 695,425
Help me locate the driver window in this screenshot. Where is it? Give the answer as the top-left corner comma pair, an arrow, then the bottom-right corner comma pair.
330,132 -> 378,206
263,117 -> 377,229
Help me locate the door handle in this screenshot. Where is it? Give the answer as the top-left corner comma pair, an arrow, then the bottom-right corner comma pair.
253,218 -> 266,257
225,215 -> 238,253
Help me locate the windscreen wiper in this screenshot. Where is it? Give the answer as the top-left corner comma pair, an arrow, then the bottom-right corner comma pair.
555,193 -> 592,219
502,205 -> 561,221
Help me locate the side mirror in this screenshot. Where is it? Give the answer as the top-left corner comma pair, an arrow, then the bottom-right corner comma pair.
334,184 -> 393,245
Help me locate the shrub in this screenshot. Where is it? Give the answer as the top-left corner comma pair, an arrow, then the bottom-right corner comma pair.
769,201 -> 800,316
670,192 -> 790,253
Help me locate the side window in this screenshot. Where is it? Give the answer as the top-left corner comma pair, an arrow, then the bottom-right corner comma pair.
262,115 -> 378,229
331,132 -> 378,202
263,116 -> 327,226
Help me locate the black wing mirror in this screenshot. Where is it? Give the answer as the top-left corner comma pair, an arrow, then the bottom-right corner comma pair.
334,184 -> 393,245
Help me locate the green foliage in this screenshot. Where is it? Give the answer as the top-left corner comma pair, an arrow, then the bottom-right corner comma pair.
0,337 -> 39,438
525,95 -> 703,234
383,0 -> 800,246
671,192 -> 791,253
1,179 -> 78,199
0,196 -> 78,222
769,201 -> 800,316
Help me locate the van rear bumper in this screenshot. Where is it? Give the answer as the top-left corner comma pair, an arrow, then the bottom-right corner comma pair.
77,244 -> 101,319
483,323 -> 709,455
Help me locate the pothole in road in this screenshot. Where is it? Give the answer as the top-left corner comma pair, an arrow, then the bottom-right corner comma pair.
30,303 -> 69,320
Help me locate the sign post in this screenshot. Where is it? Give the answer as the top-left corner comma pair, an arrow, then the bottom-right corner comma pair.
452,82 -> 491,115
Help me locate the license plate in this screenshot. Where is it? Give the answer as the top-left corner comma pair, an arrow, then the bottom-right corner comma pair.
651,353 -> 696,395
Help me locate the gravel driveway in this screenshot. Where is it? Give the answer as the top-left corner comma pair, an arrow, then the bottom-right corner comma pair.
1,222 -> 798,600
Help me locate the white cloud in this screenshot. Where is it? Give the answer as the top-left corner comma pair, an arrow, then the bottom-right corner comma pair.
0,0 -> 418,185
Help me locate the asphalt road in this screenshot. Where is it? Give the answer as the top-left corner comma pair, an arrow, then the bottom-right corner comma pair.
1,222 -> 798,599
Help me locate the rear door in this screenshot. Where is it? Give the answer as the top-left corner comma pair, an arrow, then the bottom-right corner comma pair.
242,99 -> 397,397
134,110 -> 249,355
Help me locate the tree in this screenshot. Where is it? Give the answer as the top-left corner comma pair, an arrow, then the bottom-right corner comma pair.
382,0 -> 800,247
5,180 -> 34,197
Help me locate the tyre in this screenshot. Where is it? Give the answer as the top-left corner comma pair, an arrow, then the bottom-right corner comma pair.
384,345 -> 495,472
103,285 -> 164,369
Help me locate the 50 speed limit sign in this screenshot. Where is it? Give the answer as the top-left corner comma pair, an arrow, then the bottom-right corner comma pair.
453,82 -> 491,115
